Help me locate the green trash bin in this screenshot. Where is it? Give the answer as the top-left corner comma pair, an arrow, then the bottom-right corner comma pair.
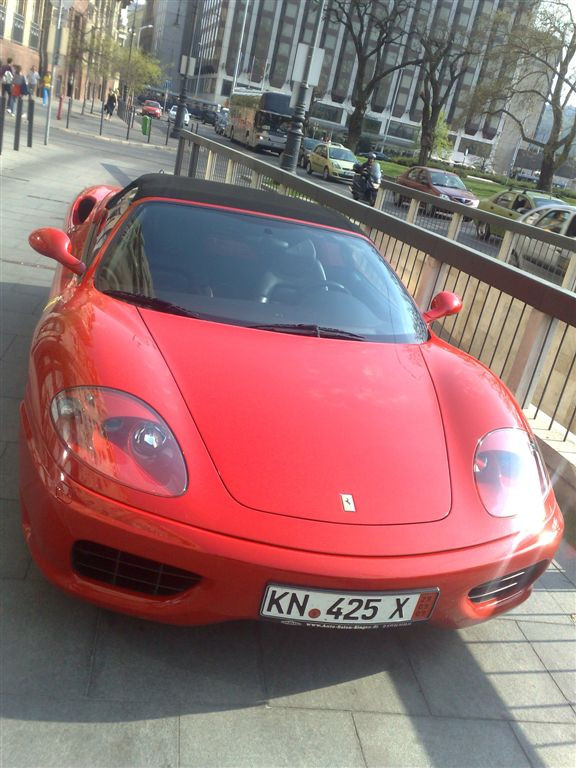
141,115 -> 151,135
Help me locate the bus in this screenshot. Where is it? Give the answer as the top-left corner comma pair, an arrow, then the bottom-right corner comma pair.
226,91 -> 292,154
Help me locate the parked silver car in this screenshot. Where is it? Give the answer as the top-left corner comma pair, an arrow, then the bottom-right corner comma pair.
511,204 -> 576,285
168,105 -> 190,126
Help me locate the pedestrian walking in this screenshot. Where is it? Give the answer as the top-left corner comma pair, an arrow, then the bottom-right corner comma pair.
42,72 -> 51,106
10,66 -> 27,110
105,89 -> 117,119
1,57 -> 14,112
27,65 -> 40,98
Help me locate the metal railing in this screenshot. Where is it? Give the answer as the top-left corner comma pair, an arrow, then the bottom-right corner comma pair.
174,130 -> 575,458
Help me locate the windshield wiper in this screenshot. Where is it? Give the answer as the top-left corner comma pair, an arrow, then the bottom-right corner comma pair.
102,290 -> 200,318
251,323 -> 366,340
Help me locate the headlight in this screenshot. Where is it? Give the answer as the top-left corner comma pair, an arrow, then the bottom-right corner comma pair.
473,428 -> 550,519
50,387 -> 187,496
439,193 -> 450,200
332,162 -> 341,169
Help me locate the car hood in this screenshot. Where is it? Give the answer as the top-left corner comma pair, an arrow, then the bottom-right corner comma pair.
331,158 -> 356,168
437,185 -> 477,202
142,314 -> 452,526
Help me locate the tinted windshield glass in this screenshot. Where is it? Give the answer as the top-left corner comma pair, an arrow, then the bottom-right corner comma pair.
429,172 -> 466,189
257,110 -> 291,134
94,202 -> 427,343
532,196 -> 562,207
329,147 -> 357,162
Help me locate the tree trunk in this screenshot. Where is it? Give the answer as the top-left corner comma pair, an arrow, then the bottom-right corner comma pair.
347,104 -> 366,151
418,104 -> 432,165
418,103 -> 442,165
538,150 -> 556,193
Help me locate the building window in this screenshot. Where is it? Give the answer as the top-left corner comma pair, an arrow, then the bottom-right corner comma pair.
12,11 -> 25,44
29,21 -> 41,49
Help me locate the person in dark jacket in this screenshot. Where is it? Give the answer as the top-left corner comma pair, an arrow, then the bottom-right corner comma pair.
105,90 -> 117,119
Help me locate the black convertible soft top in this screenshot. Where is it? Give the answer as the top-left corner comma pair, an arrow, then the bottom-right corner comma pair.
108,173 -> 361,234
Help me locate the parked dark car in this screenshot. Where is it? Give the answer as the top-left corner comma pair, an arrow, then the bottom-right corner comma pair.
215,112 -> 229,135
394,166 -> 479,215
298,138 -> 321,168
202,109 -> 218,125
358,151 -> 391,161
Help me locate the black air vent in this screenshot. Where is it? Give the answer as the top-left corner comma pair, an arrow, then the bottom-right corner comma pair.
468,561 -> 549,604
72,540 -> 201,596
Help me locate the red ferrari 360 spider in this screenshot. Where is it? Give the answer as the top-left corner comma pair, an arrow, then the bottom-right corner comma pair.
20,174 -> 564,629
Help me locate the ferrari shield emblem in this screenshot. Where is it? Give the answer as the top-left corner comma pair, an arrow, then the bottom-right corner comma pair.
340,494 -> 356,512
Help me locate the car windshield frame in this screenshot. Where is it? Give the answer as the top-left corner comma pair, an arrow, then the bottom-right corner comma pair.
328,147 -> 357,162
93,201 -> 428,344
429,171 -> 467,190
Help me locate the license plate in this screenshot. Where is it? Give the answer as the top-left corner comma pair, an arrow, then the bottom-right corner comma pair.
260,584 -> 438,628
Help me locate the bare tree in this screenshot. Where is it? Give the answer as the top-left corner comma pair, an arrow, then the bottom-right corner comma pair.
492,1 -> 576,191
414,30 -> 476,165
324,0 -> 422,150
410,4 -> 515,167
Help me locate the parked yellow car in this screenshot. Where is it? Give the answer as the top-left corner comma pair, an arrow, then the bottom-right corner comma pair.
476,188 -> 564,240
306,142 -> 358,182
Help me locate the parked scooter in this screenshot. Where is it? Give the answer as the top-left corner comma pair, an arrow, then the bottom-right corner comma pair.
351,164 -> 380,206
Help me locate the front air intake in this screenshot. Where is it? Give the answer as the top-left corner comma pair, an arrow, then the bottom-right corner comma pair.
468,561 -> 549,604
72,540 -> 201,597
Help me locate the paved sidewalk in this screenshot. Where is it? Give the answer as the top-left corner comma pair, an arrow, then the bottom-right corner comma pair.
1,123 -> 575,768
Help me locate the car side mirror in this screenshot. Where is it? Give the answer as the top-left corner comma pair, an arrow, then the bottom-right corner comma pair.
29,227 -> 86,276
423,291 -> 463,323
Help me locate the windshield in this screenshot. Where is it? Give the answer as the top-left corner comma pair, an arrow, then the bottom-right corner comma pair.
94,202 -> 427,343
429,172 -> 467,189
256,110 -> 291,135
532,196 -> 562,207
329,147 -> 357,162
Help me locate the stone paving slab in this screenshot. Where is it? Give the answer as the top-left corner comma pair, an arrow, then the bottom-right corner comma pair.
88,614 -> 266,707
0,696 -> 180,768
178,707 -> 366,768
403,621 -> 575,724
353,711 -> 533,768
0,120 -> 574,768
260,623 -> 430,715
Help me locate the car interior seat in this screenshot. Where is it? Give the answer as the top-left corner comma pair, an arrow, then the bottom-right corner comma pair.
258,239 -> 328,303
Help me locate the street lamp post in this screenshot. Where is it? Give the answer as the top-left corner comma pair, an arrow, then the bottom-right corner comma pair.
172,12 -> 199,138
135,24 -> 153,49
45,0 -> 74,145
280,0 -> 326,173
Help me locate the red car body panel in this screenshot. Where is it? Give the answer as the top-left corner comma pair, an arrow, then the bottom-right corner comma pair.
141,101 -> 162,118
396,167 -> 478,206
140,311 -> 452,526
19,180 -> 564,628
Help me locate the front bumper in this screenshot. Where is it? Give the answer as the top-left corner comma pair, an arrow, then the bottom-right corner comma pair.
20,409 -> 564,628
332,169 -> 355,181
